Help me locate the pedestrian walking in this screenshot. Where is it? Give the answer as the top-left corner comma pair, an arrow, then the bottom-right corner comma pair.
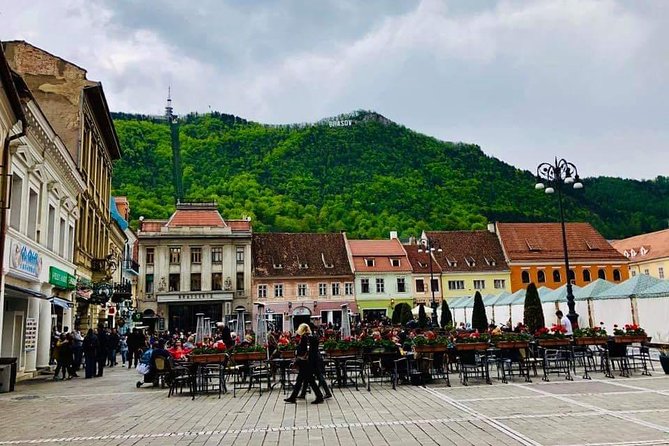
298,329 -> 332,400
284,323 -> 324,404
83,329 -> 98,379
107,328 -> 120,366
119,335 -> 128,366
72,328 -> 84,371
96,326 -> 108,377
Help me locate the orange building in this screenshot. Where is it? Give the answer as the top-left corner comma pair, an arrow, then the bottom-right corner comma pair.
495,222 -> 629,292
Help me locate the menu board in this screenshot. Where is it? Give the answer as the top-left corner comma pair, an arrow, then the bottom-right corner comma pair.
24,318 -> 37,352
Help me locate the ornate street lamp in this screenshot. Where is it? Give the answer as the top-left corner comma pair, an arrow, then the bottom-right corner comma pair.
418,237 -> 443,327
535,157 -> 584,327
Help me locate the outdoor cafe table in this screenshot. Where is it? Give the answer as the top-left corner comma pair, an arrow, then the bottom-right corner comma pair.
571,337 -> 608,379
325,352 -> 360,389
270,357 -> 294,393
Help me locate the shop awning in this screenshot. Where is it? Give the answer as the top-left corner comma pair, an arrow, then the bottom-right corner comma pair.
4,284 -> 48,300
49,296 -> 74,309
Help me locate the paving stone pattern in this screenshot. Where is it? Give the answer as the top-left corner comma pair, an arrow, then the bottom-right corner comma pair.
0,366 -> 667,446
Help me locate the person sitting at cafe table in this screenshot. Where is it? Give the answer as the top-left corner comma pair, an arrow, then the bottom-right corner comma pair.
167,340 -> 191,360
556,310 -> 573,336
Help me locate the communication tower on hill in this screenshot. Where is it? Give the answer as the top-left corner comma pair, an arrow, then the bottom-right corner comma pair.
165,87 -> 184,203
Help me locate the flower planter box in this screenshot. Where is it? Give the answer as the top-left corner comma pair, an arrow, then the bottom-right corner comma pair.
574,337 -> 608,346
191,353 -> 227,364
278,350 -> 295,359
660,355 -> 669,375
414,345 -> 449,353
454,342 -> 489,351
537,338 -> 571,347
326,349 -> 359,357
232,351 -> 266,361
613,335 -> 649,344
494,341 -> 529,349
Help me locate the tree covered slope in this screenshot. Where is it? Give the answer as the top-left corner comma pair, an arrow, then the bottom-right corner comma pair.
111,111 -> 669,239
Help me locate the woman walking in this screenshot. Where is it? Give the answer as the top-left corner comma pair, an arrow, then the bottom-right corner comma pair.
83,329 -> 98,379
284,323 -> 324,404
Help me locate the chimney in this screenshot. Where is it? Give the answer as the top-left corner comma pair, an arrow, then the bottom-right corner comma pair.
389,231 -> 398,240
115,196 -> 130,221
487,222 -> 496,234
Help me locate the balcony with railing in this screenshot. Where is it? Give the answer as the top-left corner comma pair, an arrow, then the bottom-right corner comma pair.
123,258 -> 140,274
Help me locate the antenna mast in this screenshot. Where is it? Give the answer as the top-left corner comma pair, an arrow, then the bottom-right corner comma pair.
166,87 -> 184,203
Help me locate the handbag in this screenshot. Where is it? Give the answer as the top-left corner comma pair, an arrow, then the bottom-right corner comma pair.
136,363 -> 150,375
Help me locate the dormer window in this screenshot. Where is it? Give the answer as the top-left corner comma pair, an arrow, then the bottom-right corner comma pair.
623,250 -> 630,258
585,240 -> 600,251
365,258 -> 375,267
446,257 -> 457,267
465,257 -> 476,267
640,247 -> 648,256
321,252 -> 334,268
484,257 -> 496,266
391,258 -> 401,267
526,239 -> 542,252
418,261 -> 427,268
299,263 -> 309,269
273,263 -> 283,269
630,249 -> 637,257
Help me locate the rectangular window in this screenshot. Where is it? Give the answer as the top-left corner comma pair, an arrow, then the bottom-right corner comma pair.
146,247 -> 154,265
631,270 -> 636,277
27,188 -> 38,241
448,280 -> 465,290
169,273 -> 180,292
236,272 -> 245,290
257,284 -> 267,298
58,217 -> 66,257
9,175 -> 22,230
361,278 -> 370,294
431,278 -> 440,292
236,246 -> 244,264
191,247 -> 202,264
298,284 -> 308,297
332,283 -> 340,296
319,283 -> 327,296
397,277 -> 406,293
391,258 -> 401,267
644,269 -> 650,275
68,225 -> 75,261
345,282 -> 354,295
473,280 -> 485,290
47,205 -> 55,250
145,274 -> 154,293
212,273 -> 223,291
190,273 -> 201,291
365,258 -> 375,267
659,267 -> 665,279
416,279 -> 425,293
376,278 -> 385,293
211,246 -> 223,263
170,247 -> 181,264
274,284 -> 283,298
494,279 -> 506,289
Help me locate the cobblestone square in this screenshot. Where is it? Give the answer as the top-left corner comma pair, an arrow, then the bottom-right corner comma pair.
0,367 -> 667,446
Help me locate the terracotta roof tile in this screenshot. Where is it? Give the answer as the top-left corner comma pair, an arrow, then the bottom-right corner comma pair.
167,209 -> 226,228
403,245 -> 442,273
253,233 -> 353,278
611,228 -> 669,263
348,239 -> 412,272
496,222 -> 627,263
425,230 -> 508,272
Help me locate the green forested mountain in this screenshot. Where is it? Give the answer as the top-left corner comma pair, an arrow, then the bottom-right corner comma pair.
111,111 -> 669,239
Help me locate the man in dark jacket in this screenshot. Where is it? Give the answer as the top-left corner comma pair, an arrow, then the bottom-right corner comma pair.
83,329 -> 98,379
96,326 -> 108,377
107,328 -> 120,367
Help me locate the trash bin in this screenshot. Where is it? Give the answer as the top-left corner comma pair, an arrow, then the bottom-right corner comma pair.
0,358 -> 17,392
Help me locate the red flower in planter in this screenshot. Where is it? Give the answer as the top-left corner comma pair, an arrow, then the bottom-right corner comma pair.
214,341 -> 227,351
425,331 -> 436,341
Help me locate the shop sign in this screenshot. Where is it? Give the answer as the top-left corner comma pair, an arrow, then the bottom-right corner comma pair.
293,306 -> 311,316
10,241 -> 42,278
132,312 -> 142,322
24,318 -> 37,352
49,267 -> 76,290
156,291 -> 232,303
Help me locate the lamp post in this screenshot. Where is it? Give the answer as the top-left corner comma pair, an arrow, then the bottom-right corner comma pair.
535,157 -> 584,327
418,237 -> 443,327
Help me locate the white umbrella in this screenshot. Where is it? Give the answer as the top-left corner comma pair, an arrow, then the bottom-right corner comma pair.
340,304 -> 351,339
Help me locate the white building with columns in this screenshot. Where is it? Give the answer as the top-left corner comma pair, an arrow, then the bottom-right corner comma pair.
1,75 -> 85,377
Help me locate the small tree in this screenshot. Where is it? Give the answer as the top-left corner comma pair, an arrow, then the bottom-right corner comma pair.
398,303 -> 413,326
418,303 -> 428,328
471,291 -> 488,332
523,282 -> 545,334
391,304 -> 401,324
440,300 -> 453,328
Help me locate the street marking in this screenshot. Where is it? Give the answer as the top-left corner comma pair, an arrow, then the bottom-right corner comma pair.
589,378 -> 669,397
556,440 -> 669,446
421,387 -> 542,446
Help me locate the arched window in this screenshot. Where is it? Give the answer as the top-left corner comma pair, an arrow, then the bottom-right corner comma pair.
553,269 -> 561,283
598,269 -> 606,280
613,269 -> 621,281
521,270 -> 530,284
583,269 -> 591,282
537,270 -> 546,283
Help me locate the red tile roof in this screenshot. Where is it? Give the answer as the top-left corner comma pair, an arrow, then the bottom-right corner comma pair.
227,220 -> 252,231
253,233 -> 352,277
167,209 -> 226,227
425,230 -> 508,272
496,223 -> 627,263
403,244 -> 442,273
348,239 -> 412,272
611,229 -> 669,263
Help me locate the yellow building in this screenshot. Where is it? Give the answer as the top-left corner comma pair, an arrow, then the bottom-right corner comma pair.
611,229 -> 669,280
424,230 -> 511,301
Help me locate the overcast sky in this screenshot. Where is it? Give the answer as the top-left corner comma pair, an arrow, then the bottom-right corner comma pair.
2,0 -> 667,179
